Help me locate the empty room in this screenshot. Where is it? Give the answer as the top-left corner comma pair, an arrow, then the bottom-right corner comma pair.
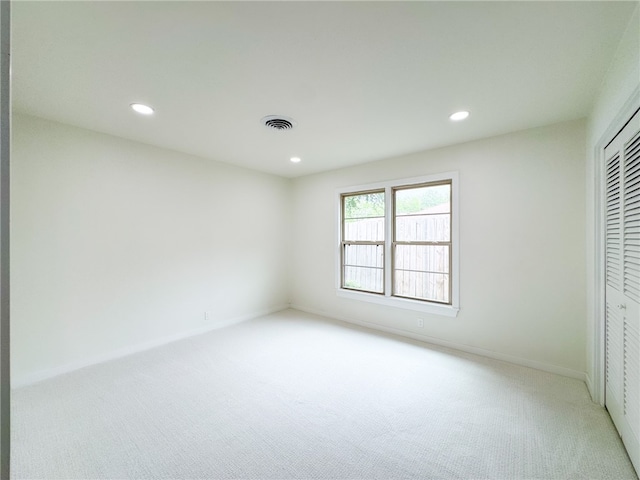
3,0 -> 640,478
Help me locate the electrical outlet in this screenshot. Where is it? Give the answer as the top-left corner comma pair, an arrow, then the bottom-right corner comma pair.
417,318 -> 424,328
204,311 -> 211,321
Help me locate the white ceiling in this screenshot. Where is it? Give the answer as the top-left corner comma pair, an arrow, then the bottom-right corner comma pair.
12,1 -> 637,178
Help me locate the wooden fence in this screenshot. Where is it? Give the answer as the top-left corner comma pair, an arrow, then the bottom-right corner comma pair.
343,213 -> 450,302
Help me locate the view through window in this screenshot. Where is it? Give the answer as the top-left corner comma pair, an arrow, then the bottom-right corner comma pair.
393,182 -> 451,303
341,191 -> 385,293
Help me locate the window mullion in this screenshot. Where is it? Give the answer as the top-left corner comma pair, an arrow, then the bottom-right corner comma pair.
385,186 -> 393,297
394,241 -> 452,246
343,241 -> 384,245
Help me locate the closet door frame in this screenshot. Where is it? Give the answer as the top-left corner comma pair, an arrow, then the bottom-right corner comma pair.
594,86 -> 640,406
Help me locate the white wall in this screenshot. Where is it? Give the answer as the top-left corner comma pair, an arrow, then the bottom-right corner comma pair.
11,113 -> 291,385
12,115 -> 592,384
291,119 -> 587,375
586,5 -> 640,398
588,5 -> 640,142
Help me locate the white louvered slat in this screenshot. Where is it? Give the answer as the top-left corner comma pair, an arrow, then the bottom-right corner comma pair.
626,200 -> 640,216
625,132 -> 640,302
625,170 -> 640,189
624,321 -> 640,439
625,151 -> 640,173
608,153 -> 622,288
626,218 -> 640,231
607,304 -> 624,401
627,132 -> 640,159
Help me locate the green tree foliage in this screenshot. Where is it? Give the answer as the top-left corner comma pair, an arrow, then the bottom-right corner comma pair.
396,185 -> 449,214
344,185 -> 450,218
344,192 -> 385,218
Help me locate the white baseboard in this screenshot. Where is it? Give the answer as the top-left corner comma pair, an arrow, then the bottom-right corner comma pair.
585,374 -> 597,403
12,304 -> 290,389
290,304 -> 587,382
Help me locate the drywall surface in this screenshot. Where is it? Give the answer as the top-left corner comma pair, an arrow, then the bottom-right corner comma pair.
11,114 -> 291,384
586,5 -> 640,397
588,5 -> 640,143
291,119 -> 587,374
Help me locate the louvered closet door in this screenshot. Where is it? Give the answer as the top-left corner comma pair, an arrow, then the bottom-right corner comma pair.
605,107 -> 640,474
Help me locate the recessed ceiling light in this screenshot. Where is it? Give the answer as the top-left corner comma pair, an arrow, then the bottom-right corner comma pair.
449,111 -> 469,121
130,103 -> 154,115
290,157 -> 301,163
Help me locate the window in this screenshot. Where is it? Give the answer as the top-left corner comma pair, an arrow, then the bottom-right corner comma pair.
393,182 -> 451,303
341,190 -> 385,294
337,173 -> 459,316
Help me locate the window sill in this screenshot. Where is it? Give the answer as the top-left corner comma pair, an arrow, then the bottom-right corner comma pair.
336,289 -> 459,318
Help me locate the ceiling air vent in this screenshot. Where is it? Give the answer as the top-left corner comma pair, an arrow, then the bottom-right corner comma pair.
261,115 -> 295,131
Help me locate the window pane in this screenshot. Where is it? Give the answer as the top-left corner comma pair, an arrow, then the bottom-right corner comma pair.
395,184 -> 450,216
396,214 -> 450,242
394,271 -> 449,303
394,245 -> 449,273
395,184 -> 450,242
344,191 -> 385,219
344,217 -> 385,241
343,191 -> 385,241
343,266 -> 384,293
344,244 -> 384,268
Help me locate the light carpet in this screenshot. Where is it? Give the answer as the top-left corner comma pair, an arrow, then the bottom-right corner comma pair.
11,309 -> 638,479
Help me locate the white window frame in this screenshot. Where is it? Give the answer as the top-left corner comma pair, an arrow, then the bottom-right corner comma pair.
336,172 -> 460,317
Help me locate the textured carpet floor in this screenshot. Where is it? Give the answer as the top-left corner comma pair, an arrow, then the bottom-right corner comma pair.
11,309 -> 639,479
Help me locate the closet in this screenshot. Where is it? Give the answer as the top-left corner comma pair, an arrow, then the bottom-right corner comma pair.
605,107 -> 640,472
